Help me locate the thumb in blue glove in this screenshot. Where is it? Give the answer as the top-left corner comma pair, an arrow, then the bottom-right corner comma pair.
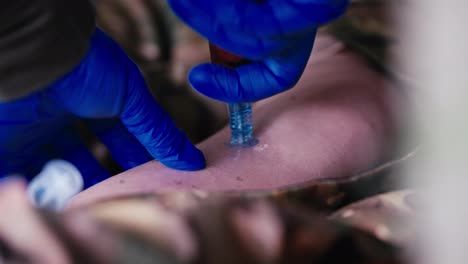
168,0 -> 349,102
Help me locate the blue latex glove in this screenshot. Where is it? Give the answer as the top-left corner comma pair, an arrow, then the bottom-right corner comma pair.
168,0 -> 349,102
0,28 -> 205,188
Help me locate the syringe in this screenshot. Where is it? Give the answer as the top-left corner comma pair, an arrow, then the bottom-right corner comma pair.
209,43 -> 259,148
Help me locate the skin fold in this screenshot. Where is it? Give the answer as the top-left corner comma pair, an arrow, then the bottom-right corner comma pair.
70,34 -> 400,208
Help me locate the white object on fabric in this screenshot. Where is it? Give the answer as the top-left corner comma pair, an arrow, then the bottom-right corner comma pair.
27,159 -> 83,211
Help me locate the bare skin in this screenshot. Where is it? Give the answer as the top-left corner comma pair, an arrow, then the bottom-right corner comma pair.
70,34 -> 399,208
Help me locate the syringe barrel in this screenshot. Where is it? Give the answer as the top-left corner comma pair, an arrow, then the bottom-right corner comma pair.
209,44 -> 258,147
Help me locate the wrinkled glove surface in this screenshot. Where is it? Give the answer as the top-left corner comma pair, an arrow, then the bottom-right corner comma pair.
168,0 -> 350,102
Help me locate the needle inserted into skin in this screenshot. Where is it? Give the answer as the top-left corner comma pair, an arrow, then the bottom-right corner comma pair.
209,44 -> 259,148
227,102 -> 258,147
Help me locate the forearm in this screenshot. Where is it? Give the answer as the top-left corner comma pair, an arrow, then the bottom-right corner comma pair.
71,34 -> 398,207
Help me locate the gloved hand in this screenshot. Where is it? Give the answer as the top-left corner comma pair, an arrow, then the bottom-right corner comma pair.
0,28 -> 205,188
168,0 -> 349,102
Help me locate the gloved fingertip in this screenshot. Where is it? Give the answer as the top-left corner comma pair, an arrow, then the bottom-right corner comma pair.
188,64 -> 236,102
160,137 -> 206,171
188,64 -> 212,92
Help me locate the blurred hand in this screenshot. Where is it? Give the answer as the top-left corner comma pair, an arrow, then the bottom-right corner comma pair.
168,0 -> 349,102
0,28 -> 205,188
